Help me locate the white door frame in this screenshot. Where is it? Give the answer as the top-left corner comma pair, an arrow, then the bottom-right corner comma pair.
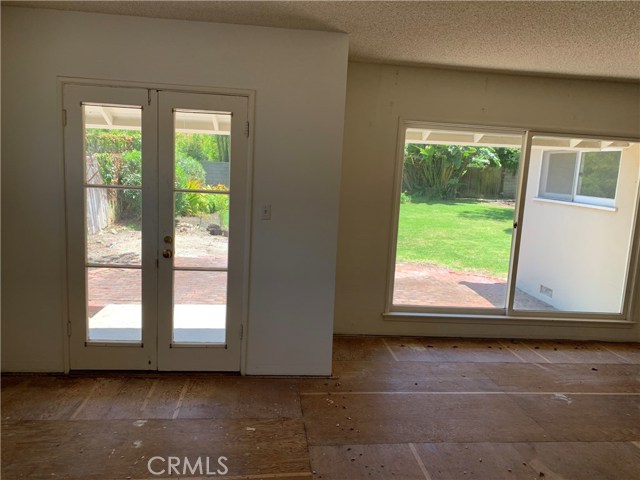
62,80 -> 255,372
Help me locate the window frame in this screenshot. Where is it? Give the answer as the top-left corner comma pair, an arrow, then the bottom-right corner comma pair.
539,149 -> 621,208
384,121 -> 640,326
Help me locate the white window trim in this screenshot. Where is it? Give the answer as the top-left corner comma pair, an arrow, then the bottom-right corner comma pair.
539,150 -> 621,208
532,197 -> 617,212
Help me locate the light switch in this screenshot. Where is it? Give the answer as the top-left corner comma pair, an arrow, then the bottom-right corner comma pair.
261,204 -> 271,220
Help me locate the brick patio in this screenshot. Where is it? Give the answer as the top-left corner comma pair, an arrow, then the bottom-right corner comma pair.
87,261 -> 553,318
87,267 -> 227,315
393,263 -> 555,310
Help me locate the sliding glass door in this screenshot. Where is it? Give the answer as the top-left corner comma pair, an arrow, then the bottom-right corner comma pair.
511,134 -> 639,316
388,124 -> 640,320
390,126 -> 525,313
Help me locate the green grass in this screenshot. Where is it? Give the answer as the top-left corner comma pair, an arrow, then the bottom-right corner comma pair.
396,200 -> 515,277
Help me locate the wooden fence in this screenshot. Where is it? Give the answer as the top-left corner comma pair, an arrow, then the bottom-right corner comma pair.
458,167 -> 517,199
86,156 -> 112,234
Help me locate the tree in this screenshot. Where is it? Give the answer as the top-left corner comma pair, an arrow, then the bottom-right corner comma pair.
493,147 -> 520,174
216,135 -> 230,163
493,147 -> 521,196
175,132 -> 230,163
403,144 -> 500,199
175,133 -> 219,163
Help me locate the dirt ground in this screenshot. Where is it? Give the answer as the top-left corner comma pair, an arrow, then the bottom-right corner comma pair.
87,215 -> 228,267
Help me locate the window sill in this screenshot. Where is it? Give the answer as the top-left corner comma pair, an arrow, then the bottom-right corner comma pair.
383,311 -> 634,327
533,197 -> 617,212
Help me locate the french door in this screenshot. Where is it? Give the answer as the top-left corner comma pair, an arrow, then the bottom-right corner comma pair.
63,84 -> 250,371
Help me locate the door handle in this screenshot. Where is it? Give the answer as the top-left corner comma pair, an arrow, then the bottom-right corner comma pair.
162,249 -> 173,258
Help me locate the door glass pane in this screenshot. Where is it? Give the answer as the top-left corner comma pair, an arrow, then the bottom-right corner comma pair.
84,103 -> 144,343
393,128 -> 523,309
86,187 -> 141,265
515,136 -> 639,313
171,108 -> 232,345
83,105 -> 142,186
87,267 -> 141,342
174,192 -> 229,269
173,271 -> 227,344
174,110 -> 231,190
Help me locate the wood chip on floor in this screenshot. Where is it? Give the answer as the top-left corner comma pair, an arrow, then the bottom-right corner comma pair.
2,336 -> 639,479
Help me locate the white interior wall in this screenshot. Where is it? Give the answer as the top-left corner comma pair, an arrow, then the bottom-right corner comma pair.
335,62 -> 640,341
4,8 -> 640,374
1,7 -> 348,373
517,145 -> 640,313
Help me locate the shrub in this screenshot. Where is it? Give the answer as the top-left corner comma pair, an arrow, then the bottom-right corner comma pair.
86,129 -> 226,220
177,179 -> 214,217
403,144 -> 499,199
400,192 -> 412,204
87,131 -> 143,222
175,155 -> 206,188
210,184 -> 230,228
175,181 -> 230,224
175,132 -> 219,163
174,157 -> 209,217
117,151 -> 142,219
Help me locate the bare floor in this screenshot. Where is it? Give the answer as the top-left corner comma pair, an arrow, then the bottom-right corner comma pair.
2,336 -> 639,479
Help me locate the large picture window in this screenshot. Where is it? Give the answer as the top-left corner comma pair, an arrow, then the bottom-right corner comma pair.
388,126 -> 640,320
539,150 -> 621,207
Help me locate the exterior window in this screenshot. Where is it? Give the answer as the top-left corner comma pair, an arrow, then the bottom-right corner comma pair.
539,150 -> 621,207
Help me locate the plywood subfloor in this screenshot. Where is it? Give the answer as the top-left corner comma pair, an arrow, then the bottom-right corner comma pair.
2,336 -> 639,479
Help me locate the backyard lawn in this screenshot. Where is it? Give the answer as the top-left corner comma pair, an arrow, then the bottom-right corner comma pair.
396,200 -> 515,277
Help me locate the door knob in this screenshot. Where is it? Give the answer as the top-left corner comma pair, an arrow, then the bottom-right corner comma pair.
162,249 -> 173,258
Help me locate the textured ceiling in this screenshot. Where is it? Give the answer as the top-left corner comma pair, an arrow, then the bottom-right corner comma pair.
5,1 -> 640,81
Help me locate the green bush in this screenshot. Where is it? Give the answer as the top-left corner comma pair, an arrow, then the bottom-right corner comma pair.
403,144 -> 500,199
177,180 -> 213,217
176,133 -> 218,163
175,155 -> 206,188
174,132 -> 230,164
87,129 -> 226,220
86,131 -> 143,222
86,129 -> 141,156
175,181 -> 230,224
175,158 -> 209,217
116,151 -> 142,219
211,184 -> 230,227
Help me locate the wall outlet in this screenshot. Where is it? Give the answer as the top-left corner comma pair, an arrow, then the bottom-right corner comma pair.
261,204 -> 271,220
539,284 -> 553,298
